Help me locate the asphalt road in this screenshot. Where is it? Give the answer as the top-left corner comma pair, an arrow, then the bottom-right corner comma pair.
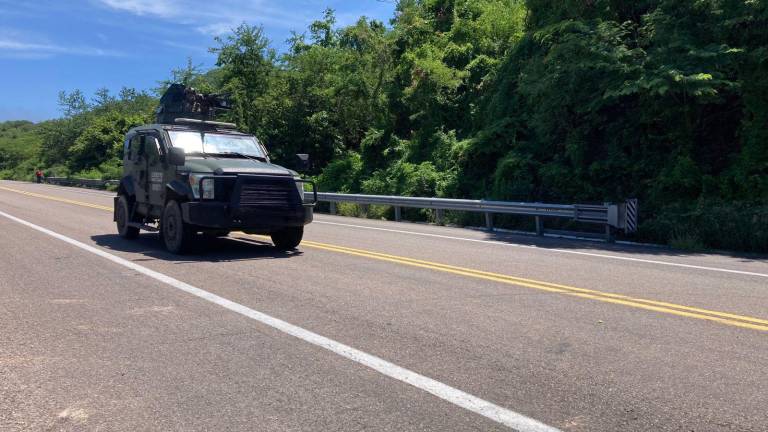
1,179 -> 767,431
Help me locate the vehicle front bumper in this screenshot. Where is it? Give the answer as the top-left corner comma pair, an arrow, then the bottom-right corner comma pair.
182,201 -> 313,232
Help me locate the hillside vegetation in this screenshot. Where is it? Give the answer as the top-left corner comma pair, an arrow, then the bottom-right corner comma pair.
1,0 -> 767,252
0,121 -> 41,179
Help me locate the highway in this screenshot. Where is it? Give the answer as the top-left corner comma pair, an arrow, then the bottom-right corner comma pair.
1,179 -> 767,432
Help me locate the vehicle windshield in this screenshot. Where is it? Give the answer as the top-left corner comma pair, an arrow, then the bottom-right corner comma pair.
168,130 -> 266,158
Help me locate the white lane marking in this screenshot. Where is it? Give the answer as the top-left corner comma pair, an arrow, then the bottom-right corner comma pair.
0,209 -> 559,432
314,220 -> 768,279
3,181 -> 764,280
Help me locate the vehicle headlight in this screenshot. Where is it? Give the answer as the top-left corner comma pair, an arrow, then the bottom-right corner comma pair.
201,178 -> 214,200
189,174 -> 214,200
294,177 -> 306,203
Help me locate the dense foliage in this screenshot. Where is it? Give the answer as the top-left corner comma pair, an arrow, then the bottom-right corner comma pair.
0,121 -> 40,179
2,0 -> 767,251
1,88 -> 155,180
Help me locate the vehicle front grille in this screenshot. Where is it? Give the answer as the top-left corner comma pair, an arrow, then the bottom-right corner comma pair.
238,179 -> 298,209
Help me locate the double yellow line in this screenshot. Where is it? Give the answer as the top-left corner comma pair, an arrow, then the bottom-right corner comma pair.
299,241 -> 768,332
0,186 -> 113,211
3,183 -> 768,333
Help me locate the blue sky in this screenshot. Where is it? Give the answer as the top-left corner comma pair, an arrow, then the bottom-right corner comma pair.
0,0 -> 396,122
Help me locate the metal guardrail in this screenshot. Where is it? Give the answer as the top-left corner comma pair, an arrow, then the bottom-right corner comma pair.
308,192 -> 638,242
45,177 -> 119,189
42,176 -> 638,241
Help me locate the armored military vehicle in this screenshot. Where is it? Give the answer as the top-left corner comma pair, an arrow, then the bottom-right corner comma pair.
114,84 -> 316,254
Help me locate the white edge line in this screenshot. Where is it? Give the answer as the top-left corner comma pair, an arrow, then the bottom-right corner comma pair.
314,220 -> 768,279
2,181 -> 764,279
0,209 -> 560,432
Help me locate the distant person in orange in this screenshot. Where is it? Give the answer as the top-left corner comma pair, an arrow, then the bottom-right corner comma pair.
35,168 -> 43,183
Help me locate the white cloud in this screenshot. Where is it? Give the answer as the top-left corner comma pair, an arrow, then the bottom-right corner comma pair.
96,0 -> 312,36
92,0 -> 396,53
97,0 -> 179,17
0,37 -> 126,58
197,22 -> 236,37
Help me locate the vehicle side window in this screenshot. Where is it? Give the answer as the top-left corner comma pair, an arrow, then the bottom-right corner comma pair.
127,136 -> 141,161
143,136 -> 161,165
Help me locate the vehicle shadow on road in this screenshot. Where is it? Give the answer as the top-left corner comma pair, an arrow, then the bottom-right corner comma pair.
91,233 -> 301,263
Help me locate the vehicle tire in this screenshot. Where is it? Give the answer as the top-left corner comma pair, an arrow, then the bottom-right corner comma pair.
116,195 -> 139,240
271,226 -> 304,250
161,200 -> 194,254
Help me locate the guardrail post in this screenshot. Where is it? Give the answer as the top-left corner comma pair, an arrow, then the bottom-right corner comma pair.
329,202 -> 337,215
394,206 -> 402,222
435,209 -> 445,225
535,216 -> 544,236
624,199 -> 638,234
360,204 -> 369,218
485,213 -> 494,231
605,225 -> 616,243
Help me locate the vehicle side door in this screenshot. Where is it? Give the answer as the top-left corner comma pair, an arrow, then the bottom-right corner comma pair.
128,134 -> 148,204
141,134 -> 167,210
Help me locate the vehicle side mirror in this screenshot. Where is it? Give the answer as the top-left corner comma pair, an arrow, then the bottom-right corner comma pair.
168,147 -> 186,166
296,154 -> 310,172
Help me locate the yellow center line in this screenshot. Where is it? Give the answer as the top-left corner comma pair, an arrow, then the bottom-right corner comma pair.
295,240 -> 768,332
300,241 -> 768,327
3,183 -> 767,333
0,186 -> 113,211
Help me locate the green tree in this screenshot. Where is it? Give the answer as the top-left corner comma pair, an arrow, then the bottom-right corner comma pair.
210,23 -> 276,135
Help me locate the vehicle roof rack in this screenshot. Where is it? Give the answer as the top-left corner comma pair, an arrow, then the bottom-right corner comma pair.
172,118 -> 238,129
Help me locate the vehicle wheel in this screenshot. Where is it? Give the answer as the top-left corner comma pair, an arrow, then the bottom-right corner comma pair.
162,200 -> 194,254
116,195 -> 139,239
271,226 -> 304,250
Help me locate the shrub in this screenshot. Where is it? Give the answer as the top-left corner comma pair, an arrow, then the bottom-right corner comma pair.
316,152 -> 363,193
641,201 -> 768,253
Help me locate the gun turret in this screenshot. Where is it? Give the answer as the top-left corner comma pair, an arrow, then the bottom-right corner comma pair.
155,83 -> 232,124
